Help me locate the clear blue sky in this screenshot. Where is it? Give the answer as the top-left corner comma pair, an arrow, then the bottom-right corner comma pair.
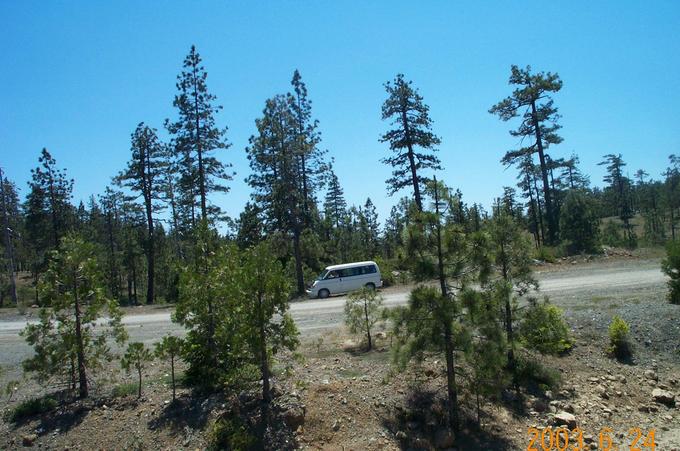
1,1 -> 679,225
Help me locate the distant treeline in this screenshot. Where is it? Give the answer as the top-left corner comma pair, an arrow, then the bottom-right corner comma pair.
1,51 -> 679,307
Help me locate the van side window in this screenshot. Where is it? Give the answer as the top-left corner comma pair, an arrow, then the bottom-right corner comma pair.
346,267 -> 361,277
362,265 -> 377,274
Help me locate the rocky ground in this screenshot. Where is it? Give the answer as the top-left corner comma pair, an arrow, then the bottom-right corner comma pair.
1,252 -> 679,450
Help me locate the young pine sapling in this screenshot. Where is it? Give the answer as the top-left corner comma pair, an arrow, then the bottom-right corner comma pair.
121,342 -> 154,398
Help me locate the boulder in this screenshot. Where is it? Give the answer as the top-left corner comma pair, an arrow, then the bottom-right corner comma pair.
282,405 -> 306,429
22,434 -> 37,447
652,388 -> 676,407
554,411 -> 577,429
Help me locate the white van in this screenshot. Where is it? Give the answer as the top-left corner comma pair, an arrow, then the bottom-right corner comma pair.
307,261 -> 383,298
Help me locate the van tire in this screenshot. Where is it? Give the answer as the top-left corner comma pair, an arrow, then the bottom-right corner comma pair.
318,289 -> 330,299
365,283 -> 376,290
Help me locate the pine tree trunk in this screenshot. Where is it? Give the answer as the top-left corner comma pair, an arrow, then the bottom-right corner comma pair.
74,274 -> 88,399
364,300 -> 372,351
531,101 -> 557,244
137,366 -> 142,398
526,174 -> 541,248
434,179 -> 447,297
533,177 -> 546,244
258,292 -> 271,403
70,355 -> 76,391
144,194 -> 155,305
401,109 -> 422,211
171,356 -> 176,402
192,63 -> 207,221
444,324 -> 459,431
143,146 -> 156,305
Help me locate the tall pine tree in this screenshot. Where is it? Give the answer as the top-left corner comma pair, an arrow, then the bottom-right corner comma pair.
490,65 -> 563,244
166,45 -> 233,224
380,74 -> 442,211
247,95 -> 307,294
117,123 -> 168,305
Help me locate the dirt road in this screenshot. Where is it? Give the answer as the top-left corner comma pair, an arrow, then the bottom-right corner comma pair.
0,259 -> 667,371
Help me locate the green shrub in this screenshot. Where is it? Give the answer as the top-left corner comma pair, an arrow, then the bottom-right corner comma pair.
608,315 -> 632,360
533,246 -> 557,263
662,240 -> 680,304
559,190 -> 600,254
601,221 -> 623,247
208,414 -> 259,451
514,355 -> 562,391
519,299 -> 573,355
111,383 -> 138,398
4,395 -> 58,423
373,257 -> 396,287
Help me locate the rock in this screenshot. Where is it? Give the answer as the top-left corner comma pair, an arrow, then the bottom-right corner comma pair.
395,430 -> 407,440
645,370 -> 659,381
22,434 -> 38,447
332,420 -> 340,431
652,388 -> 676,406
341,339 -> 358,351
554,411 -> 577,429
434,428 -> 455,449
271,385 -> 283,398
282,405 -> 306,429
533,399 -> 549,413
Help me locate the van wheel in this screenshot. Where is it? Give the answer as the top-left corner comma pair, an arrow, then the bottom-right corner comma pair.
365,283 -> 376,290
318,289 -> 330,299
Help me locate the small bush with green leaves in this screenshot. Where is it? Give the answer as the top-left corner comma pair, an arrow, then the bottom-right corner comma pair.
112,382 -> 138,398
662,240 -> 680,305
372,257 -> 396,287
601,221 -> 623,247
608,315 -> 632,360
559,190 -> 601,254
519,298 -> 573,355
4,395 -> 58,423
514,355 -> 562,392
533,246 -> 557,263
208,413 -> 259,451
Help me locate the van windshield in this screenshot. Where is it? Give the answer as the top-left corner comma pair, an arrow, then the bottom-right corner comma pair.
317,269 -> 329,280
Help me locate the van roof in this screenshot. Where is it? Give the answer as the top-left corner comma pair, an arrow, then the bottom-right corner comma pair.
325,261 -> 378,271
